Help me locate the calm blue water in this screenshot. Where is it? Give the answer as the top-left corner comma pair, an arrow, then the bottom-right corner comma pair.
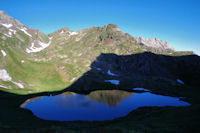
22,90 -> 190,121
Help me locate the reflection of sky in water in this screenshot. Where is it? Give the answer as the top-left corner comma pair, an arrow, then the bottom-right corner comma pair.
22,91 -> 190,121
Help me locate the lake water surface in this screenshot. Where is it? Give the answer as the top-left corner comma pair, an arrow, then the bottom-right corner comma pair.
21,90 -> 190,121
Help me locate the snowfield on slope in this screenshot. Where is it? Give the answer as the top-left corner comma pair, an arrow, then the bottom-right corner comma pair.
0,69 -> 24,88
69,31 -> 78,36
26,40 -> 51,53
1,23 -> 13,28
0,69 -> 12,81
19,27 -> 32,37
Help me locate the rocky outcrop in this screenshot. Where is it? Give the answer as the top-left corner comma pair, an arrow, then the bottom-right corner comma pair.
135,37 -> 174,53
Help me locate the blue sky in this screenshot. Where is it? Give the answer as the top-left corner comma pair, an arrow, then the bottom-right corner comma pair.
1,0 -> 200,55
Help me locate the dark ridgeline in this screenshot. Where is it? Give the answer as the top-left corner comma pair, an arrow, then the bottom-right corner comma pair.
69,52 -> 200,93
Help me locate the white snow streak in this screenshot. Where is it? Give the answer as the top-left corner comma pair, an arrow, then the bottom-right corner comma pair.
104,80 -> 120,85
1,23 -> 13,28
107,69 -> 117,76
0,69 -> 24,88
26,40 -> 51,53
4,33 -> 12,37
20,27 -> 32,37
177,79 -> 184,84
11,81 -> 24,88
132,88 -> 149,91
1,50 -> 7,56
69,31 -> 78,36
0,85 -> 10,89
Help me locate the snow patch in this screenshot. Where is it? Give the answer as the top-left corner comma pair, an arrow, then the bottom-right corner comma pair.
107,69 -> 117,76
0,69 -> 12,81
93,67 -> 102,71
0,85 -> 10,89
1,50 -> 6,56
177,79 -> 184,84
132,88 -> 150,91
69,31 -> 78,36
9,29 -> 17,34
20,27 -> 32,37
8,31 -> 12,36
0,69 -> 24,88
26,40 -> 51,53
11,81 -> 24,88
4,33 -> 12,37
70,78 -> 76,82
1,23 -> 13,28
104,80 -> 120,85
3,29 -> 16,38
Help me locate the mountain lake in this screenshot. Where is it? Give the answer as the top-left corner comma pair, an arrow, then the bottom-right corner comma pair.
21,90 -> 190,121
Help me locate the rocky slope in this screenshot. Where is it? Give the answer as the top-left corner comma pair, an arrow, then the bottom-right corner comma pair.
0,11 -> 198,94
135,37 -> 174,53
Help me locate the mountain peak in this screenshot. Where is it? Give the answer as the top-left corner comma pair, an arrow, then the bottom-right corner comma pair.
0,10 -> 11,21
107,24 -> 118,28
106,24 -> 121,32
58,27 -> 70,32
0,10 -> 7,16
0,10 -> 24,28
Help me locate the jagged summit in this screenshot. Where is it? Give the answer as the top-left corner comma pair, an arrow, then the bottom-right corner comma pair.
135,37 -> 174,52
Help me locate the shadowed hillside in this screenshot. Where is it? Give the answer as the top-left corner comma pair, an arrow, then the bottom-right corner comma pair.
0,52 -> 200,132
68,52 -> 200,95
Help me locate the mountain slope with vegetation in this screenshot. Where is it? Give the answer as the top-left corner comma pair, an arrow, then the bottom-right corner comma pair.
0,11 -> 198,94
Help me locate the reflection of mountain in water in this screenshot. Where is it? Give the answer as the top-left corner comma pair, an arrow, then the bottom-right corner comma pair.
20,96 -> 43,108
22,90 -> 133,109
52,90 -> 133,108
87,90 -> 133,106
